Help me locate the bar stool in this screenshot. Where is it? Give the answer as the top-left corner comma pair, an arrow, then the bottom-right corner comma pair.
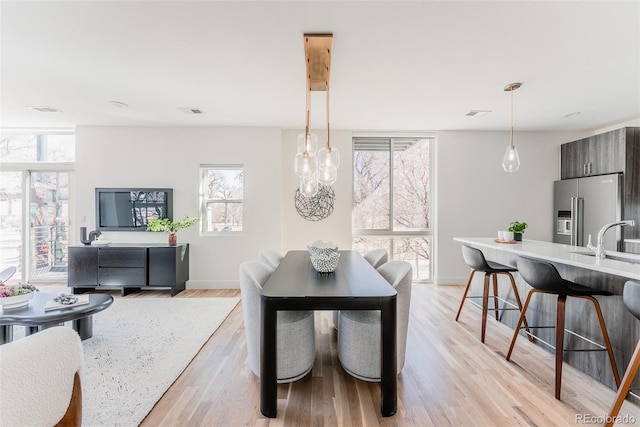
606,280 -> 640,427
506,256 -> 621,400
456,244 -> 531,343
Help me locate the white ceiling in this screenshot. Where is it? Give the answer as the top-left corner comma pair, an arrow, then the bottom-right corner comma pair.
1,1 -> 639,132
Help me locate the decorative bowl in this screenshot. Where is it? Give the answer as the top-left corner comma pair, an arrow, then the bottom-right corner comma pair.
0,292 -> 33,310
307,240 -> 340,273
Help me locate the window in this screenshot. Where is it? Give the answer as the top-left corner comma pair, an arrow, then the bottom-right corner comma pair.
200,166 -> 244,234
353,137 -> 433,281
0,132 -> 75,283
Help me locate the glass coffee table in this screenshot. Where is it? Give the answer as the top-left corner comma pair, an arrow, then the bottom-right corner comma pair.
0,292 -> 113,344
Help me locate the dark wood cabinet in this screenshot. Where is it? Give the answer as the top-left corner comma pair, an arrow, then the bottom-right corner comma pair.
68,244 -> 189,296
560,128 -> 627,179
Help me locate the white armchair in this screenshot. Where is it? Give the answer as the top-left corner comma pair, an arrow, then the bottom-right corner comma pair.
0,326 -> 84,426
258,249 -> 284,271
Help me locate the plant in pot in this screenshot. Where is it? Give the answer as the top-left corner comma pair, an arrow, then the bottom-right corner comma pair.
508,221 -> 528,241
147,216 -> 198,246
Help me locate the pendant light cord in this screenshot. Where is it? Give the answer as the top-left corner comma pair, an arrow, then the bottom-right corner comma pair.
325,80 -> 330,152
304,70 -> 312,154
510,87 -> 514,149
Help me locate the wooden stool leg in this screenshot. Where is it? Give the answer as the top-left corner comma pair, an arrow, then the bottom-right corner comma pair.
555,295 -> 567,400
506,290 -> 535,361
492,273 -> 500,320
503,272 -> 534,342
481,273 -> 490,343
606,341 -> 640,427
582,296 -> 621,387
456,269 -> 476,321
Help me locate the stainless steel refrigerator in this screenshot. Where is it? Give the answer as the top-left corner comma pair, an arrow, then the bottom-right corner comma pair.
553,173 -> 623,251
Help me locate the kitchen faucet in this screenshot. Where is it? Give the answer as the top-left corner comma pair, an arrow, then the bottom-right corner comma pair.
586,220 -> 636,259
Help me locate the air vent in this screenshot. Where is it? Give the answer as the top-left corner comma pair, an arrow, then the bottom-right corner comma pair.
465,110 -> 491,117
179,107 -> 205,115
26,106 -> 62,113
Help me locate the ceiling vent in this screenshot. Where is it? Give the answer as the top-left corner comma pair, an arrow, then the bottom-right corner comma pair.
179,107 -> 205,115
26,106 -> 61,113
465,110 -> 491,117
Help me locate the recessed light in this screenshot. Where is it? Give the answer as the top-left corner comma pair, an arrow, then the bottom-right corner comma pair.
465,110 -> 492,117
178,107 -> 205,115
26,106 -> 61,113
110,101 -> 129,108
564,112 -> 581,118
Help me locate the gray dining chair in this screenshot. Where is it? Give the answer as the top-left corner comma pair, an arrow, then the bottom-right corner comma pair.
239,261 -> 315,383
258,249 -> 283,271
333,249 -> 389,330
338,261 -> 412,381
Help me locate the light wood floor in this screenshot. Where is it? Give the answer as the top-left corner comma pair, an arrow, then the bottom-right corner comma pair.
40,284 -> 640,425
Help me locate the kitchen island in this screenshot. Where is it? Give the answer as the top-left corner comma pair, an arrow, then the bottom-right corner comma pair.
453,237 -> 640,395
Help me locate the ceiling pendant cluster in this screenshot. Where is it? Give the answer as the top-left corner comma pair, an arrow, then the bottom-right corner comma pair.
294,34 -> 339,198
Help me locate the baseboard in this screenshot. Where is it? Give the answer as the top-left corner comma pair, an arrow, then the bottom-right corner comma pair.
186,280 -> 240,290
435,276 -> 466,286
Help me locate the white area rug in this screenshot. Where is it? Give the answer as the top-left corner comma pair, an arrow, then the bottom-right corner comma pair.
15,297 -> 239,427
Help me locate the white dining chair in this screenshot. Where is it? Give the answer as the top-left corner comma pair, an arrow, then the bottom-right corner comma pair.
338,261 -> 412,381
239,261 -> 315,383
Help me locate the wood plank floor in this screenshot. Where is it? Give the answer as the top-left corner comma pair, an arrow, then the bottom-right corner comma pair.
40,284 -> 640,425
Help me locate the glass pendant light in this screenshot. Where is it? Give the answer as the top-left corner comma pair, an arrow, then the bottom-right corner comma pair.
502,82 -> 522,173
318,80 -> 339,185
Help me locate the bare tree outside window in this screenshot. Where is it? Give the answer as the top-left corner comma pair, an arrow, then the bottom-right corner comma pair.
200,166 -> 244,234
353,137 -> 433,281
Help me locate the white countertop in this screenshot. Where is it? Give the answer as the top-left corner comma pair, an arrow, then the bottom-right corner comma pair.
453,237 -> 640,280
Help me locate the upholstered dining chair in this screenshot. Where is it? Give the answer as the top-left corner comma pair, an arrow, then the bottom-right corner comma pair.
363,249 -> 389,269
0,326 -> 83,426
333,249 -> 389,330
0,266 -> 17,284
337,260 -> 412,381
258,249 -> 284,271
239,261 -> 315,383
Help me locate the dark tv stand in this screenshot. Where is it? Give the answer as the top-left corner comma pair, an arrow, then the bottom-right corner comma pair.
68,244 -> 189,296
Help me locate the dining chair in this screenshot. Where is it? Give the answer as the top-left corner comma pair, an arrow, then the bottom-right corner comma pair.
0,326 -> 83,426
333,249 -> 389,330
337,261 -> 412,381
258,249 -> 283,271
239,261 -> 315,383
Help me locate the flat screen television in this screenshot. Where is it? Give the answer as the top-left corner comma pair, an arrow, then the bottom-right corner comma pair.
95,188 -> 173,231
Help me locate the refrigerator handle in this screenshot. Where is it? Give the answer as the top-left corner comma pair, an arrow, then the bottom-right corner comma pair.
571,197 -> 583,246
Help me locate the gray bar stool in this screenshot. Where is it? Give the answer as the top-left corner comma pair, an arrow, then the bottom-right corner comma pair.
606,280 -> 640,427
456,244 -> 531,343
506,256 -> 621,400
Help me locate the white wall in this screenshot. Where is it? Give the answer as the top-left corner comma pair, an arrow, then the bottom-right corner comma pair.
75,126 -> 282,288
280,129 -> 353,251
435,130 -> 585,285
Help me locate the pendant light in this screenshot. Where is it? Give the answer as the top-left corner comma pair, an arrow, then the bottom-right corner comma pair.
502,82 -> 522,173
294,34 -> 337,196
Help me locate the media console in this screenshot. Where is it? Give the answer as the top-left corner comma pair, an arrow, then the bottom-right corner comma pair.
68,244 -> 189,296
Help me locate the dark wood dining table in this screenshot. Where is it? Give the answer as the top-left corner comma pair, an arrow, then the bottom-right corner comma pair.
260,250 -> 398,418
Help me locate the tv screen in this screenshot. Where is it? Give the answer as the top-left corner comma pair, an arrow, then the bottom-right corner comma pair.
95,188 -> 173,231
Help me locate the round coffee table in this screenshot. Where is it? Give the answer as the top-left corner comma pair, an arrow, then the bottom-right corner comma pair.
0,292 -> 113,344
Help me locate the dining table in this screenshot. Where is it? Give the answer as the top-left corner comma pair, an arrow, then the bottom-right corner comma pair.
260,250 -> 398,418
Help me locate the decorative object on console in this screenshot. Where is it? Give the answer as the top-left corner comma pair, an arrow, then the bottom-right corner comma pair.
508,221 -> 528,241
91,234 -> 111,246
80,226 -> 102,245
294,184 -> 335,221
501,82 -> 522,173
0,283 -> 39,309
294,33 -> 339,198
147,216 -> 198,246
307,240 -> 340,273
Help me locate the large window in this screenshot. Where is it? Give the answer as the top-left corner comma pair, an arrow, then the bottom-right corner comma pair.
199,165 -> 244,234
0,132 -> 75,283
353,137 -> 433,281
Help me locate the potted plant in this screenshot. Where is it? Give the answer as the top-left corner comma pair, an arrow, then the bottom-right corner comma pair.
508,221 -> 528,241
147,216 -> 198,246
